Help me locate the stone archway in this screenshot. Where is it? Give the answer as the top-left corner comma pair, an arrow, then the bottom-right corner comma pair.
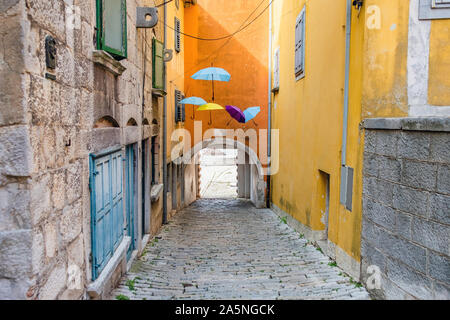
177,138 -> 266,208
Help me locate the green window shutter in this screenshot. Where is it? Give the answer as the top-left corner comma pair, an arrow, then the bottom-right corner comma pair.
152,38 -> 164,90
174,17 -> 181,53
96,0 -> 127,60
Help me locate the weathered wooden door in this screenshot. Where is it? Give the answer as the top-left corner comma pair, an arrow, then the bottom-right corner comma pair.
126,144 -> 138,260
90,149 -> 124,280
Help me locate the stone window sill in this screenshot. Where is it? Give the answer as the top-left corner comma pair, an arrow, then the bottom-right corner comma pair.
92,50 -> 126,76
152,88 -> 167,97
151,184 -> 163,202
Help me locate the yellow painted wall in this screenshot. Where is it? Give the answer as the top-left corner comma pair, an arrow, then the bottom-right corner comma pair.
165,1 -> 186,160
270,0 -> 415,263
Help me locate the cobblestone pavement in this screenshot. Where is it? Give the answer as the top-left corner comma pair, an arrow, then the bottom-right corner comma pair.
111,199 -> 369,300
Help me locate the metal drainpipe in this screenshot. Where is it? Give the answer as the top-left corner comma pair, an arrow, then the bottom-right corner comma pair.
341,0 -> 352,168
266,0 -> 273,209
162,2 -> 168,224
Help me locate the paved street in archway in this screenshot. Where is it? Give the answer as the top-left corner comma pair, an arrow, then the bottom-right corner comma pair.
111,199 -> 369,300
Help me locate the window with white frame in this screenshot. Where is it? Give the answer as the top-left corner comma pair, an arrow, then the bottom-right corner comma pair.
419,0 -> 450,19
273,48 -> 280,91
295,7 -> 306,79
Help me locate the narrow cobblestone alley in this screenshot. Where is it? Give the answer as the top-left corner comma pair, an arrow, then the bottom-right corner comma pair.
111,199 -> 369,300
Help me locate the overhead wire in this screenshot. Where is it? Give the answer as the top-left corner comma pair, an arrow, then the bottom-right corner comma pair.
164,0 -> 274,41
168,0 -> 272,85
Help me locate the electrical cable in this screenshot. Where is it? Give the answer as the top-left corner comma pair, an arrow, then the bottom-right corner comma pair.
167,0 -> 270,84
156,0 -> 173,8
164,0 -> 274,41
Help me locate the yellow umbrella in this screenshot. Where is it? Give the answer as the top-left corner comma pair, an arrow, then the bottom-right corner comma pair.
197,103 -> 225,111
197,103 -> 225,125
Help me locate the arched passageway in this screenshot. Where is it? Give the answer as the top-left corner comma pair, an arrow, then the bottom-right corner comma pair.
178,138 -> 266,208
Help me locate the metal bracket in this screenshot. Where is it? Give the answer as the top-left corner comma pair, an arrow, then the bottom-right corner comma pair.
163,49 -> 173,62
136,7 -> 158,28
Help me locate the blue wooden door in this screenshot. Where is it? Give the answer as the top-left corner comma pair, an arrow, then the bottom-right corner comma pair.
126,144 -> 137,260
90,149 -> 124,280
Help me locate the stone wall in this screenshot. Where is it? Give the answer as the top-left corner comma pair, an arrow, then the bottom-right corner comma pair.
0,0 -> 177,300
361,117 -> 450,300
0,0 -> 34,300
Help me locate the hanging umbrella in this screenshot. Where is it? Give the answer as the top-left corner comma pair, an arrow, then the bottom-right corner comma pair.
180,97 -> 207,105
225,105 -> 245,124
244,106 -> 261,125
191,66 -> 231,102
197,103 -> 225,111
197,103 -> 225,125
180,97 -> 207,120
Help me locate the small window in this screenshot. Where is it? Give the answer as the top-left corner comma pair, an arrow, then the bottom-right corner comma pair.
295,7 -> 306,80
96,0 -> 127,60
419,0 -> 450,19
152,38 -> 164,89
273,48 -> 280,91
174,17 -> 181,53
151,136 -> 159,185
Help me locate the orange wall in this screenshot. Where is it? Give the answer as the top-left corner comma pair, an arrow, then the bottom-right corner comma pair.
183,0 -> 269,153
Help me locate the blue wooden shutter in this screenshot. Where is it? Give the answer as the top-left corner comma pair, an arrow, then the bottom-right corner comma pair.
90,150 -> 124,280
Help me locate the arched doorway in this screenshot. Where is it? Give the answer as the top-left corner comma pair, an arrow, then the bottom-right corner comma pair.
177,138 -> 266,208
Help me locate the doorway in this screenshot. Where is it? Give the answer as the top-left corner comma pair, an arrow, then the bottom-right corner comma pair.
198,148 -> 238,199
126,144 -> 138,260
141,139 -> 150,237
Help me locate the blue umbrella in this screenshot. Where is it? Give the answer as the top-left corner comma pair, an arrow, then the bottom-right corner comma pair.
244,106 -> 261,123
180,96 -> 207,120
191,66 -> 231,102
180,96 -> 207,105
191,67 -> 231,82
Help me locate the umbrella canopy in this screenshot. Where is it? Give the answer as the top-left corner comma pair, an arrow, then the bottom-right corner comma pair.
197,103 -> 225,111
225,105 -> 245,123
179,96 -> 207,105
244,106 -> 261,123
191,67 -> 231,82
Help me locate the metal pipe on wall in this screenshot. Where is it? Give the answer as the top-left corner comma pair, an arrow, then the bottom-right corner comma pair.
341,0 -> 352,167
266,0 -> 273,208
162,2 -> 168,224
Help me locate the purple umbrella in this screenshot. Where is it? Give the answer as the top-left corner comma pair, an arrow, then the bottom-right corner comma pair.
225,105 -> 245,123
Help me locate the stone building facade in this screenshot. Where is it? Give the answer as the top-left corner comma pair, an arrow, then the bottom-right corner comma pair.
0,0 -> 196,300
361,118 -> 449,299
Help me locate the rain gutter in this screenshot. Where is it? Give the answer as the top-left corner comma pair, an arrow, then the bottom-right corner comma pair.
162,1 -> 168,224
339,0 -> 353,210
266,0 -> 273,208
341,0 -> 352,168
